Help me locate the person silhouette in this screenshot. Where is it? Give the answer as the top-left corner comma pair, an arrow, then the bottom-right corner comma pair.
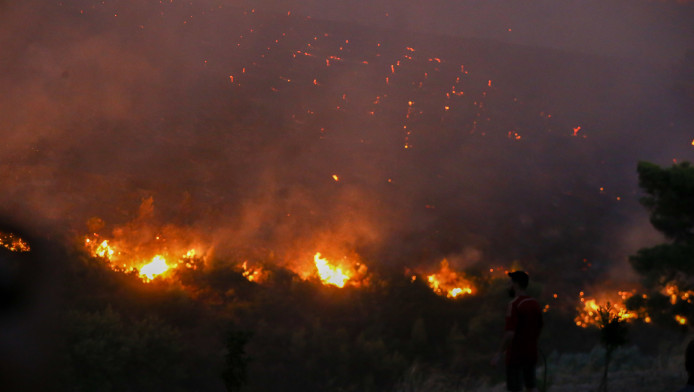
676,340 -> 694,392
491,271 -> 543,392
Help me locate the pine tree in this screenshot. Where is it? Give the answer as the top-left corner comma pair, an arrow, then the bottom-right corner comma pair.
627,161 -> 694,327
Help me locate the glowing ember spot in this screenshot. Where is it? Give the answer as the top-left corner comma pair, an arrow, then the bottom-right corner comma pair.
241,261 -> 265,282
676,315 -> 688,325
574,291 -> 639,327
332,174 -> 339,181
663,283 -> 694,305
140,255 -> 170,281
314,253 -> 350,288
0,232 -> 30,252
573,126 -> 582,136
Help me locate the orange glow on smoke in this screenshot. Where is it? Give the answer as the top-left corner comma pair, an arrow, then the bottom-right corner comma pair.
424,259 -> 474,298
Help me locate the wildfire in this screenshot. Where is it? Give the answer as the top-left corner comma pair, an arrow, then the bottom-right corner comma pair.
314,252 -> 350,287
424,259 -> 474,298
140,255 -> 171,281
0,232 -> 30,252
84,233 -> 201,282
574,291 -> 639,328
664,283 -> 694,305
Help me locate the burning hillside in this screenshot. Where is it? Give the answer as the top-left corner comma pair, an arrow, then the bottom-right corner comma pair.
0,1 -> 693,389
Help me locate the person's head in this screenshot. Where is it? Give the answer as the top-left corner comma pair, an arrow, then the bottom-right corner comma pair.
507,270 -> 529,297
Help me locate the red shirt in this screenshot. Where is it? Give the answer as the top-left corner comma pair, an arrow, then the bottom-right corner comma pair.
504,295 -> 543,365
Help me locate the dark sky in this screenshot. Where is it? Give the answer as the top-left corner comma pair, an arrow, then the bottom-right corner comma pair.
236,0 -> 694,60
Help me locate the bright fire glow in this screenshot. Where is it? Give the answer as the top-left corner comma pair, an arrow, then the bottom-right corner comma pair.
84,232 -> 201,283
95,240 -> 115,259
425,259 -> 474,298
314,252 -> 350,287
139,255 -> 170,281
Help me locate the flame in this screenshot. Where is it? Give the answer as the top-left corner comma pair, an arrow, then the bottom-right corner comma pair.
424,259 -> 474,298
94,240 -> 115,259
139,255 -> 171,281
663,283 -> 694,305
0,232 -> 30,252
574,291 -> 639,328
84,232 -> 202,282
241,261 -> 266,282
314,253 -> 350,287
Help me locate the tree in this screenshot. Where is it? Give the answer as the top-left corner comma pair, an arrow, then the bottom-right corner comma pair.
222,329 -> 251,392
596,304 -> 628,392
628,161 -> 694,327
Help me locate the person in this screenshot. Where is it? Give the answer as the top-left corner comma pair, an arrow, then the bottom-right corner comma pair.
676,340 -> 694,392
491,270 -> 543,392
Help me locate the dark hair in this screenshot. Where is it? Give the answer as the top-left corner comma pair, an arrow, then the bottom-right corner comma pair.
507,271 -> 529,289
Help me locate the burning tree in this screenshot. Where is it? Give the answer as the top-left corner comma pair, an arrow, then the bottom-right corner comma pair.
627,161 -> 694,328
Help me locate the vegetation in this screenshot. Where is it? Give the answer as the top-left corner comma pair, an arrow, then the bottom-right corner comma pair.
628,161 -> 694,328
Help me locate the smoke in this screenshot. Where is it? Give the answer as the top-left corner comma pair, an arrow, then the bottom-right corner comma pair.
0,0 -> 692,286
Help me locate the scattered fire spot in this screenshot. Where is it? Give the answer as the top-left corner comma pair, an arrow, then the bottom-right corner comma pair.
0,232 -> 30,252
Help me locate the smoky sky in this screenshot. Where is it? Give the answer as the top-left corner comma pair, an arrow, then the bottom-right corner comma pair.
0,0 -> 692,283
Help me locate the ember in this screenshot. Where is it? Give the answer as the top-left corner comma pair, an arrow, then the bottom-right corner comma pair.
0,232 -> 30,252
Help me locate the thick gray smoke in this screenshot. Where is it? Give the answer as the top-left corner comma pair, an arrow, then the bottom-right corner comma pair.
0,0 -> 691,284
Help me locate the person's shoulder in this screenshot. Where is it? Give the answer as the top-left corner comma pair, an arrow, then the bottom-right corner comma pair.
517,295 -> 537,305
517,296 -> 541,310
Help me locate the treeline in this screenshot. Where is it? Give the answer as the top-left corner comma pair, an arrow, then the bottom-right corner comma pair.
40,245 -> 607,392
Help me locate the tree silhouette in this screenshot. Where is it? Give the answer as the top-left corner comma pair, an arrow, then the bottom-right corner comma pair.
628,161 -> 694,327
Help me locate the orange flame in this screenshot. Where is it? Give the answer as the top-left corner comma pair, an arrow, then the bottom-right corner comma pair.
574,291 -> 639,328
424,259 -> 474,298
140,255 -> 171,281
314,252 -> 350,287
0,232 -> 30,252
84,231 -> 202,283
